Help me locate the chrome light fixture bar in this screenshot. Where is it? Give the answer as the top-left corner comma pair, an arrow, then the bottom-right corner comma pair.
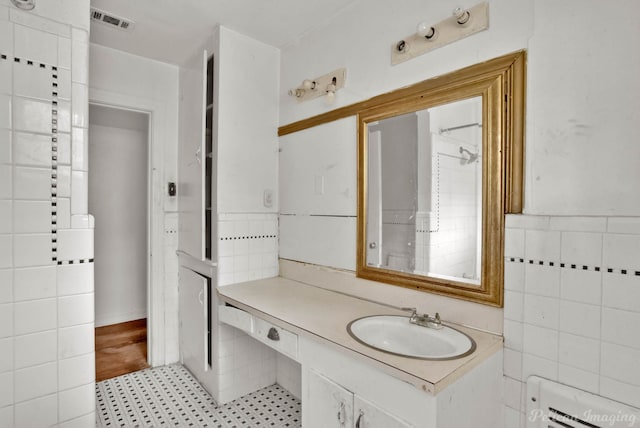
288,68 -> 346,104
391,2 -> 489,65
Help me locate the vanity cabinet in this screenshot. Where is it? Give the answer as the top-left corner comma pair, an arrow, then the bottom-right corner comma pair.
299,333 -> 502,428
217,279 -> 504,428
306,370 -> 411,428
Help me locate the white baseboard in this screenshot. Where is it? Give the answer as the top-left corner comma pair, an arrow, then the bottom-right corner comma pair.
95,310 -> 147,327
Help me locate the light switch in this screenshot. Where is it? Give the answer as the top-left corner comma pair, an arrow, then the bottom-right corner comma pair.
263,189 -> 273,208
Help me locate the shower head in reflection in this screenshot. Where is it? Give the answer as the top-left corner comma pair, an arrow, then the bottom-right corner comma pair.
459,146 -> 478,164
11,0 -> 35,10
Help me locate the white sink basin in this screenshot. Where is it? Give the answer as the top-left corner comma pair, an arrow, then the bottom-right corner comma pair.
347,315 -> 476,360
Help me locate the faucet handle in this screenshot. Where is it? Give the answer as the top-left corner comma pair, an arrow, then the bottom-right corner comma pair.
401,307 -> 417,316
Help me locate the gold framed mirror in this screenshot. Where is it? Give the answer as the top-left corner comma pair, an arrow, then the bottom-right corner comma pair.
357,51 -> 525,307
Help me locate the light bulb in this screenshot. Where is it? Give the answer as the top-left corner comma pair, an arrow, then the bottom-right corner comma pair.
416,22 -> 435,39
288,88 -> 305,98
325,90 -> 336,105
453,7 -> 470,24
302,79 -> 316,90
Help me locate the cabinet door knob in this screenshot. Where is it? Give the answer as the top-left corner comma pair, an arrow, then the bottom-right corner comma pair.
355,410 -> 364,428
267,327 -> 280,341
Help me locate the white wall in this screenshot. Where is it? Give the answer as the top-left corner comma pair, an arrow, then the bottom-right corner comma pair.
0,1 -> 95,426
90,43 -> 181,364
217,26 -> 280,214
280,0 -> 640,216
89,105 -> 148,327
278,0 -> 640,425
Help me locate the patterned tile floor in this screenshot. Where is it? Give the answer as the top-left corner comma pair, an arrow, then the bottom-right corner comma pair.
96,364 -> 301,427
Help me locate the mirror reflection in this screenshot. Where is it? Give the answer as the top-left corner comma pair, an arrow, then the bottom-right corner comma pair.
366,97 -> 482,285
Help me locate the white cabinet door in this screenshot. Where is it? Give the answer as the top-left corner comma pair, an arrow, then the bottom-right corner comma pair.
178,267 -> 214,390
178,49 -> 207,259
354,395 -> 412,428
306,370 -> 354,428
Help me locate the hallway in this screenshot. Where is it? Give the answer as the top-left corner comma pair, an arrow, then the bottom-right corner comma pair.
95,319 -> 149,382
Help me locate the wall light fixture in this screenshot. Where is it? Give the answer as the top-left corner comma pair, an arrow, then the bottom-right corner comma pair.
288,68 -> 346,104
11,0 -> 35,10
391,2 -> 489,65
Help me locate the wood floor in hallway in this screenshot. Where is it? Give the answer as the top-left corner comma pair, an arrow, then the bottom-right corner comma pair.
95,318 -> 150,382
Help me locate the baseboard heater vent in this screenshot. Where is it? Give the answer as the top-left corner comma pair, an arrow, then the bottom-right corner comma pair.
526,376 -> 639,428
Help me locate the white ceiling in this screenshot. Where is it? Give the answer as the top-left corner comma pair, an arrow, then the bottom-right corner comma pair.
89,0 -> 360,65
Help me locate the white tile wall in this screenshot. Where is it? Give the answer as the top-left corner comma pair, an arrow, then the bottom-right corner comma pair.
14,330 -> 57,369
57,100 -> 71,133
57,263 -> 93,295
0,338 -> 12,374
13,233 -> 52,267
504,214 -> 640,426
12,132 -> 51,167
217,213 -> 278,286
0,129 -> 10,162
13,266 -> 56,301
13,61 -> 52,101
215,213 -> 279,403
14,298 -> 56,335
13,200 -> 50,233
70,170 -> 87,214
0,7 -> 94,425
0,303 -> 12,338
58,353 -> 94,391
0,269 -> 11,303
12,97 -> 52,134
57,68 -> 71,100
14,362 -> 57,402
0,235 -> 11,269
216,323 -> 277,404
58,293 -> 93,327
0,91 -> 9,127
56,228 -> 93,261
0,201 -> 10,234
0,164 -> 11,200
58,132 -> 71,165
71,126 -> 86,171
0,372 -> 12,407
70,83 -> 87,128
13,166 -> 51,200
58,383 -> 94,422
13,394 -> 58,428
58,323 -> 94,359
0,18 -> 13,55
57,165 -> 71,197
13,24 -> 57,65
0,94 -> 10,130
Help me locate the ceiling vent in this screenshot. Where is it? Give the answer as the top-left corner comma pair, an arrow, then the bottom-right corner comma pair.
90,7 -> 135,31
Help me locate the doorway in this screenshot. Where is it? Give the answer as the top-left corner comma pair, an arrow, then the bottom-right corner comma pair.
89,104 -> 151,381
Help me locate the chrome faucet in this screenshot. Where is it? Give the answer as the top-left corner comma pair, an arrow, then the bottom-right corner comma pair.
402,307 -> 443,329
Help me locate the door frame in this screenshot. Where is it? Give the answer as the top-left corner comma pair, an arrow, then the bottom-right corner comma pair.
89,87 -> 170,366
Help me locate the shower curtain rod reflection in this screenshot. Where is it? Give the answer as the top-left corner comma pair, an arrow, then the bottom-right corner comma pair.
439,122 -> 482,134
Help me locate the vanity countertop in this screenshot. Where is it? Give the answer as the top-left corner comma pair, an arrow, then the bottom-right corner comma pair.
217,276 -> 503,395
